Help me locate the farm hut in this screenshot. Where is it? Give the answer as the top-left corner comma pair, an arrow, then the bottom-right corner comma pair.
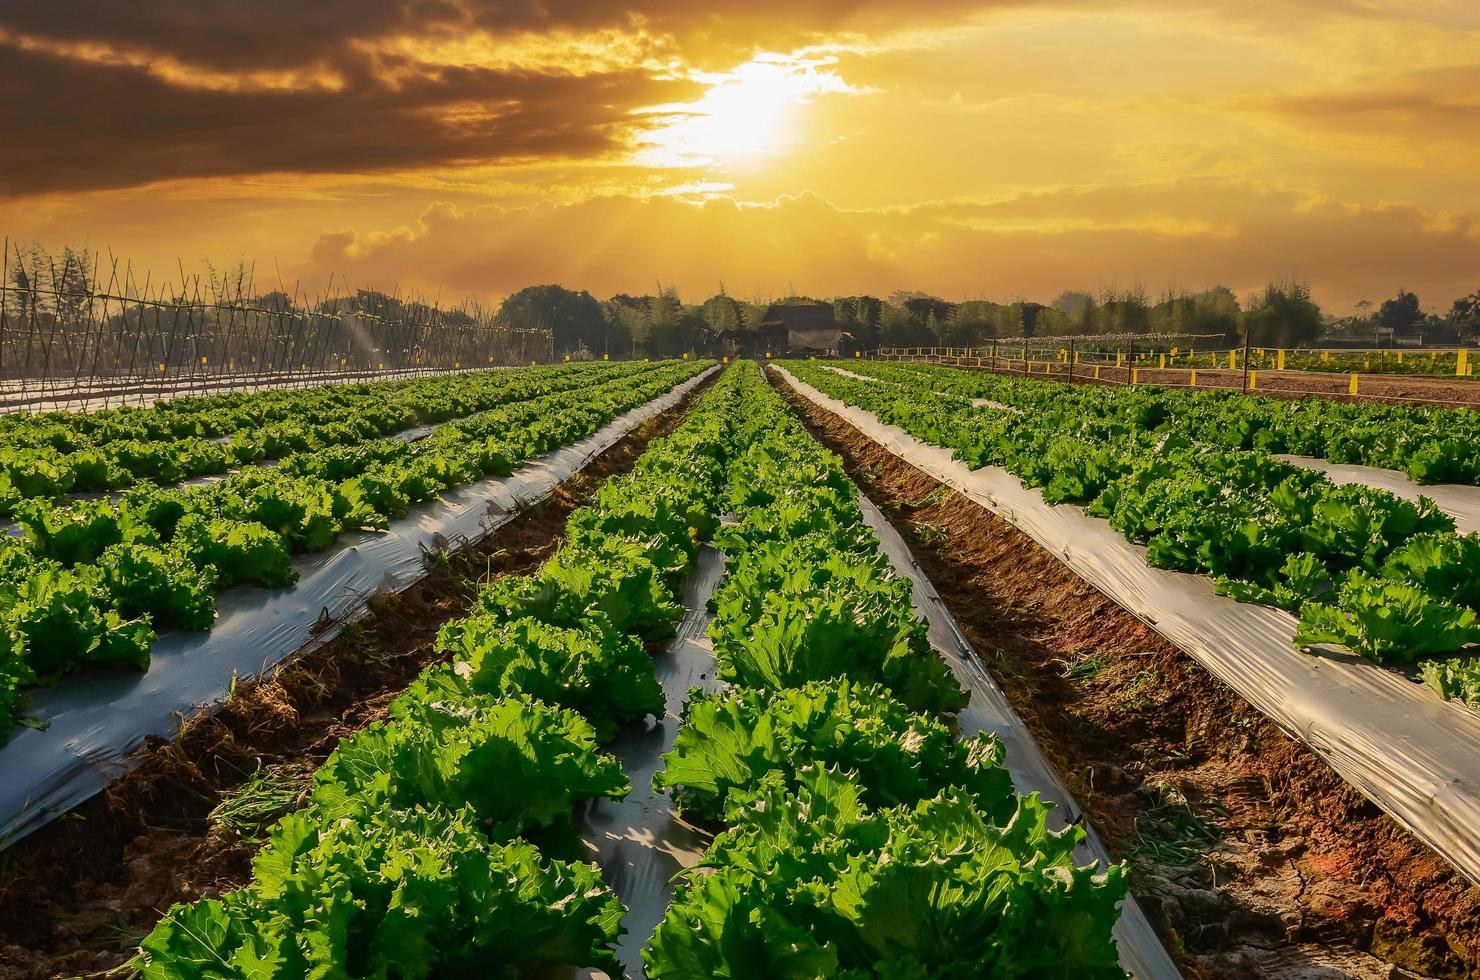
758,304 -> 842,354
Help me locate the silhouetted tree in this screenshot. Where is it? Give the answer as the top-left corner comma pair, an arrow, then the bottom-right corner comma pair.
498,284 -> 606,353
1241,279 -> 1323,347
1377,290 -> 1424,336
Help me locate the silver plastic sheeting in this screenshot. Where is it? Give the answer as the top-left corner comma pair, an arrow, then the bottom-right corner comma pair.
829,364 -> 1480,529
574,521 -> 1176,979
0,366 -> 718,848
575,545 -> 726,980
1274,454 -> 1480,534
859,495 -> 1179,980
775,365 -> 1480,889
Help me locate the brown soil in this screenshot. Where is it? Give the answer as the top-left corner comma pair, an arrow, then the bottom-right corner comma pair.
0,375 -> 714,980
775,374 -> 1480,980
885,356 -> 1480,408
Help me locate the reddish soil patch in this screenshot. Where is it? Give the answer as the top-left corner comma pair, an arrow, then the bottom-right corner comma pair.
776,375 -> 1480,980
0,376 -> 714,980
881,356 -> 1480,408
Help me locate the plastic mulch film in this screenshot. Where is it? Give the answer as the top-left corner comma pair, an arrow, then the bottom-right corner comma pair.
574,528 -> 1176,979
0,366 -> 718,848
826,363 -> 1480,530
1272,455 -> 1480,534
775,365 -> 1480,889
575,545 -> 727,980
860,494 -> 1180,980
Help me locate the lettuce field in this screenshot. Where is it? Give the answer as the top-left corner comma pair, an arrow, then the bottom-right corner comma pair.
1,357 -> 1478,979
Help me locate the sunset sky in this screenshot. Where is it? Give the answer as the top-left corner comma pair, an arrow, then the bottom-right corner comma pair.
2,0 -> 1478,312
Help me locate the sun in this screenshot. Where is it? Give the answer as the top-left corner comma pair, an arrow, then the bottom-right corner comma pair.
636,53 -> 853,170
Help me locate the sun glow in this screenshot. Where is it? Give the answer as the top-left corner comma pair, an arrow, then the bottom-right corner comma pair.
635,53 -> 854,170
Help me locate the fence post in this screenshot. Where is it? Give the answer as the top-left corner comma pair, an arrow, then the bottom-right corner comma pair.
1241,331 -> 1252,394
1458,349 -> 1469,377
1349,373 -> 1359,396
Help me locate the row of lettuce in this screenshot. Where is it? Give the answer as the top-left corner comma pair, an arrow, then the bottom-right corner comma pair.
135,362 -> 1130,978
0,363 -> 644,512
867,358 -> 1479,485
645,363 -> 1127,977
0,361 -> 708,743
784,360 -> 1480,709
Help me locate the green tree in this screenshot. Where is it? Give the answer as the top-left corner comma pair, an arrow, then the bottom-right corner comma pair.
498,285 -> 606,354
1241,279 -> 1323,347
700,294 -> 743,337
834,295 -> 883,350
1099,286 -> 1149,334
1377,290 -> 1424,336
879,303 -> 934,346
1448,290 -> 1480,334
1050,291 -> 1093,322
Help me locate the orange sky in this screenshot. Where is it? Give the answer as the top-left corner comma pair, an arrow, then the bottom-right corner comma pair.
2,0 -> 1478,312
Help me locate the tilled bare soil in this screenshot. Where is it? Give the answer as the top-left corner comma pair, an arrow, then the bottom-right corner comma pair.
777,376 -> 1480,980
0,376 -> 714,980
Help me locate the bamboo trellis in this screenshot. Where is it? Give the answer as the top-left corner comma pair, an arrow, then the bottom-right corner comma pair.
0,242 -> 554,412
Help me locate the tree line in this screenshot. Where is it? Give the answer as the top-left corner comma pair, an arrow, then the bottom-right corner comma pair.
496,279 -> 1480,357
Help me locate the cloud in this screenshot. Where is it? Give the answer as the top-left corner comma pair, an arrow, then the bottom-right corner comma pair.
0,42 -> 700,196
300,181 -> 1480,310
0,0 -> 1001,75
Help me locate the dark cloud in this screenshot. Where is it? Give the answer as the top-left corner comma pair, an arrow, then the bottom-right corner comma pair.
0,43 -> 698,195
0,0 -> 469,70
0,0 -> 992,72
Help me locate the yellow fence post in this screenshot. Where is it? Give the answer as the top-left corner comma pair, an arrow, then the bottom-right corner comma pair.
1349,373 -> 1359,395
1227,350 -> 1236,369
1094,365 -> 1101,380
1131,367 -> 1139,385
1189,369 -> 1197,387
1397,351 -> 1404,364
1159,354 -> 1166,369
1322,350 -> 1330,363
1249,370 -> 1257,390
1277,349 -> 1286,370
1458,349 -> 1469,376
1116,352 -> 1124,367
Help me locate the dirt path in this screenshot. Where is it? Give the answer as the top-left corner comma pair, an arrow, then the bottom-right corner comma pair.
0,374 -> 716,980
776,375 -> 1480,980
